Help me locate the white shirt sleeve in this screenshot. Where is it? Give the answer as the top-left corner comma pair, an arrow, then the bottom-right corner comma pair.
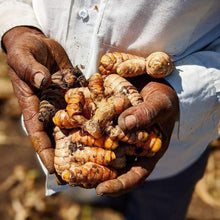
0,0 -> 42,43
166,43 -> 220,141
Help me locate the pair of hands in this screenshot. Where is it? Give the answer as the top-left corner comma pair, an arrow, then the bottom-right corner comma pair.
3,27 -> 179,196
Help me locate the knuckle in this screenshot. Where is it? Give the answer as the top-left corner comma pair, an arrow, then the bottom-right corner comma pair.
136,104 -> 153,127
23,62 -> 33,82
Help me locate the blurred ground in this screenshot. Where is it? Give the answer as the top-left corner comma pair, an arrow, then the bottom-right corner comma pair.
0,49 -> 220,220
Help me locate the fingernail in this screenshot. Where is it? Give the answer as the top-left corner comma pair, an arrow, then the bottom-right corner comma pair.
33,72 -> 45,88
125,115 -> 137,130
97,192 -> 104,196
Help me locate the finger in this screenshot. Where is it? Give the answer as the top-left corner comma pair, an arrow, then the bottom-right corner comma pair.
118,82 -> 179,131
9,69 -> 55,174
118,102 -> 157,131
118,103 -> 175,159
96,157 -> 156,196
7,49 -> 51,89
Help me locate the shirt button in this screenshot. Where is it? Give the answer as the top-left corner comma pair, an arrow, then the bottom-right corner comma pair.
78,9 -> 89,20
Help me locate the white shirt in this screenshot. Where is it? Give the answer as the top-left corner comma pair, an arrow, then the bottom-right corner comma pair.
1,0 -> 220,195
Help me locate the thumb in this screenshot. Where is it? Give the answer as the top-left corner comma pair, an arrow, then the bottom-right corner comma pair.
7,49 -> 51,89
118,81 -> 179,131
118,102 -> 157,131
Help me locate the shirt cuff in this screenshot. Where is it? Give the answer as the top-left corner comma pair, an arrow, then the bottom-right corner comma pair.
0,1 -> 43,49
166,50 -> 220,140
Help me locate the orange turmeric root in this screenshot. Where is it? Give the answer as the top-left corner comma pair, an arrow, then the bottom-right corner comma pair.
69,145 -> 116,166
88,73 -> 105,101
65,87 -> 95,119
65,87 -> 91,103
62,162 -> 117,188
54,126 -> 72,174
99,52 -> 143,75
71,129 -> 119,150
69,145 -> 125,169
54,126 -> 119,187
70,130 -> 125,169
99,51 -> 174,78
53,110 -> 87,129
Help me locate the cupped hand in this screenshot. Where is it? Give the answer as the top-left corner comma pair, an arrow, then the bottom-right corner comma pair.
3,26 -> 73,173
96,77 -> 179,196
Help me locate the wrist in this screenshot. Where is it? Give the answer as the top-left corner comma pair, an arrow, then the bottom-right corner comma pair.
2,26 -> 44,52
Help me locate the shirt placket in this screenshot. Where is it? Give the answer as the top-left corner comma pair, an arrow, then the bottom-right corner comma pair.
65,0 -> 108,78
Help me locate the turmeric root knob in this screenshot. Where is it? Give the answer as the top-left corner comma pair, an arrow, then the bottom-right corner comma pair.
88,73 -> 104,101
53,110 -> 87,129
103,74 -> 143,106
66,91 -> 85,117
65,87 -> 94,119
146,52 -> 174,78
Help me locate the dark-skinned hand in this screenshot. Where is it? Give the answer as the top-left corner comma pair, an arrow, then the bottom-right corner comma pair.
96,76 -> 179,196
3,26 -> 73,174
